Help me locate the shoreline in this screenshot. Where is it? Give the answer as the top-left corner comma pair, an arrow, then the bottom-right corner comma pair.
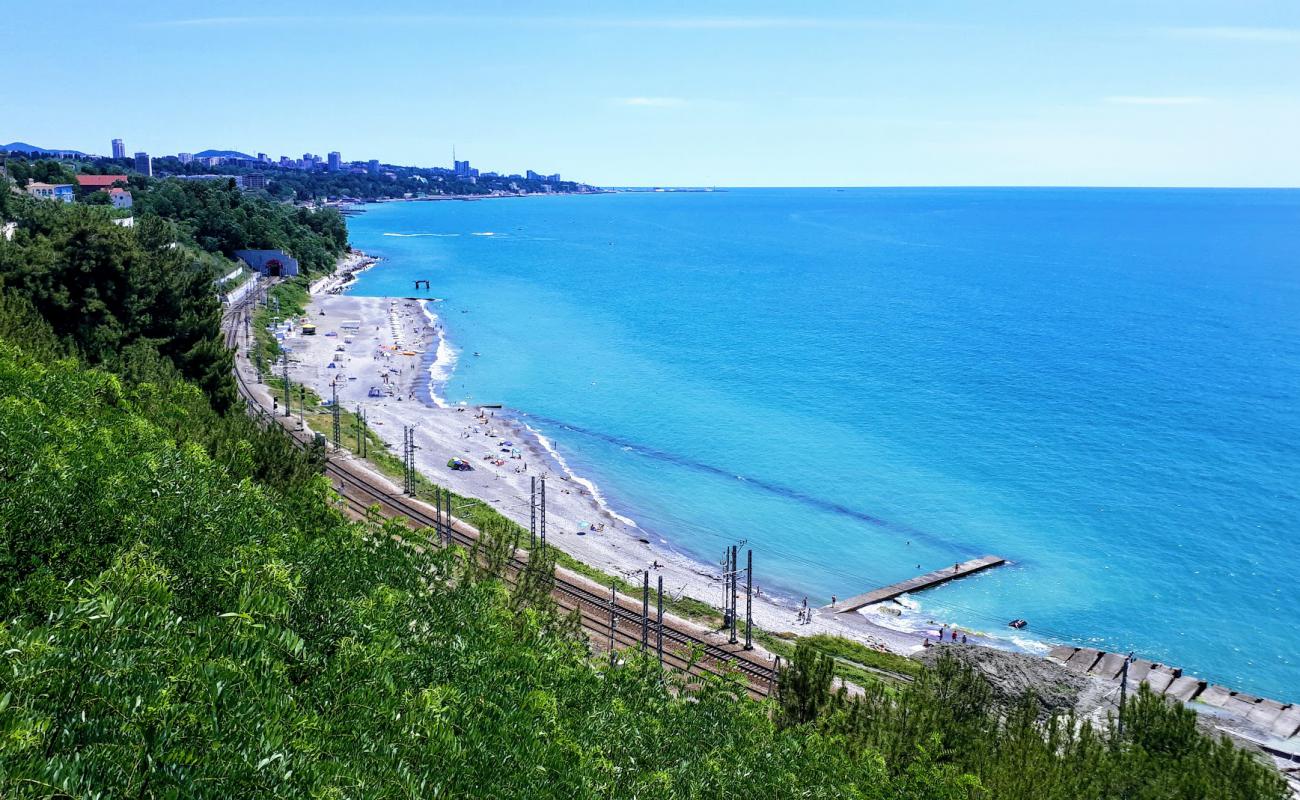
284,262 -> 938,659
275,250 -> 1300,763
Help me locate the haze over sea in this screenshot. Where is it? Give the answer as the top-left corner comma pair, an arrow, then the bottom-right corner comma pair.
347,188 -> 1300,701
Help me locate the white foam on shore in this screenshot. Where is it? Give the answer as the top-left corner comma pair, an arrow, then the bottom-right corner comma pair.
865,594 -> 1058,655
383,232 -> 460,237
419,300 -> 458,408
523,423 -> 639,529
1011,636 -> 1052,655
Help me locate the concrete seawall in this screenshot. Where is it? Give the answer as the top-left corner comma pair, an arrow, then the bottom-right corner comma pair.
1047,645 -> 1300,747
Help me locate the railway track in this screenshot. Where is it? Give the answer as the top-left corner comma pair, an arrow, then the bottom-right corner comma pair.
222,292 -> 780,697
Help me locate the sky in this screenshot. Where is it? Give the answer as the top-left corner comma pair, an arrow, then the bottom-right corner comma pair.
5,1 -> 1300,187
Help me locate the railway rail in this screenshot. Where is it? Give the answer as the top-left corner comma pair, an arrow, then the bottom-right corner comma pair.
222,293 -> 781,697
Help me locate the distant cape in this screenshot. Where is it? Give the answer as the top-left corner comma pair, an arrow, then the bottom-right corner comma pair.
1,141 -> 88,156
193,149 -> 258,160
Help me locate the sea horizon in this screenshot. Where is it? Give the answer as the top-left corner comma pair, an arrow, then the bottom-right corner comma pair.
344,187 -> 1300,702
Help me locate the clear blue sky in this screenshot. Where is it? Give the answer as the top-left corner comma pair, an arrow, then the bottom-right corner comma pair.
6,1 -> 1300,186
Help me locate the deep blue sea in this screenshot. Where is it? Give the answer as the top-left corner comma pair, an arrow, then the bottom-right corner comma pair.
347,188 -> 1300,701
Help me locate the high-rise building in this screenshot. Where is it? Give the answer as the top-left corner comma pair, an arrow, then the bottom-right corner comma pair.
546,173 -> 561,183
257,152 -> 269,163
526,170 -> 542,181
111,138 -> 125,159
133,152 -> 152,177
454,159 -> 471,177
178,152 -> 194,164
328,151 -> 342,171
368,159 -> 380,173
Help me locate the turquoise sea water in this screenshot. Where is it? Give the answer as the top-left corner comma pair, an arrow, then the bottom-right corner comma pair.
347,189 -> 1300,701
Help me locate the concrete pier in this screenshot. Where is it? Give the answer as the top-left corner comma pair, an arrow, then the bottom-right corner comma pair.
833,555 -> 1007,614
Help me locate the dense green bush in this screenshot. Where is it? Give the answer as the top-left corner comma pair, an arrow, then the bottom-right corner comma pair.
778,641 -> 1286,800
0,337 -> 975,798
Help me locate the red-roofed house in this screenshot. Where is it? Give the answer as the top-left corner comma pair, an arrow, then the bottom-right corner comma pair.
75,174 -> 129,190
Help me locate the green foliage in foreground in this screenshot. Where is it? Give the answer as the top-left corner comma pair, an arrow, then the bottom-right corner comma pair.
778,643 -> 1286,800
0,336 -> 976,798
0,331 -> 1286,799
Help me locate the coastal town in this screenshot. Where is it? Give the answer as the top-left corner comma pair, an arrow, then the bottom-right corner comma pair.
4,3 -> 1299,790
0,137 -> 599,212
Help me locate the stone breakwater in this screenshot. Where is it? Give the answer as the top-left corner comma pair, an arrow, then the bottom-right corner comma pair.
1048,645 -> 1300,751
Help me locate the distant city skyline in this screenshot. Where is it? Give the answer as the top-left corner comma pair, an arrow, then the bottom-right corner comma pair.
5,1 -> 1300,187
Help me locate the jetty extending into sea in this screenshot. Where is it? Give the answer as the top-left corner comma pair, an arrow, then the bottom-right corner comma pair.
832,555 -> 1007,614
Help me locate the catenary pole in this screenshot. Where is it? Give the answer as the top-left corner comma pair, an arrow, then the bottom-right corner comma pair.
656,575 -> 664,667
331,381 -> 340,449
282,357 -> 291,416
729,545 -> 738,645
355,405 -> 362,452
642,571 -> 650,650
745,549 -> 753,650
1119,651 -> 1133,738
444,486 -> 452,545
608,583 -> 617,665
721,549 -> 731,631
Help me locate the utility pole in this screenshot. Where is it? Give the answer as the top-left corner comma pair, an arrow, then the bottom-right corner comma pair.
282,356 -> 291,416
721,548 -> 732,632
331,380 -> 341,450
355,405 -> 363,452
641,571 -> 650,650
530,476 -> 537,548
744,549 -> 753,650
443,487 -> 452,545
729,545 -> 739,645
608,583 -> 617,665
1118,651 -> 1133,739
433,486 -> 443,541
402,427 -> 412,495
539,477 -> 547,549
298,385 -> 305,429
656,575 -> 664,668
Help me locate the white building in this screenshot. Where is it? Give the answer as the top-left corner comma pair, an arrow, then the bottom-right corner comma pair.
109,188 -> 133,209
